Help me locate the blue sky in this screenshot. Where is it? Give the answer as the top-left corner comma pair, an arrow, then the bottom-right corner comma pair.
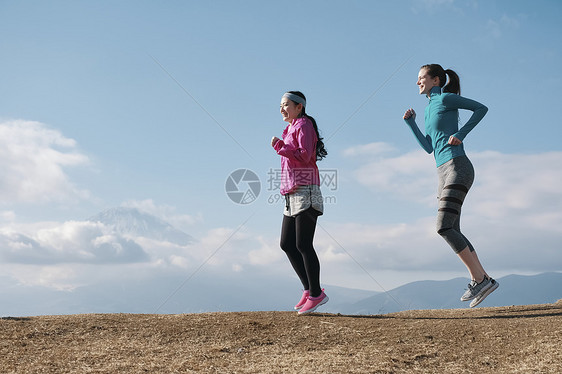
0,0 -> 561,310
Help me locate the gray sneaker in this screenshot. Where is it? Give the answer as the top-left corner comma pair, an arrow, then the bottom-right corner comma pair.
470,279 -> 499,308
460,276 -> 493,302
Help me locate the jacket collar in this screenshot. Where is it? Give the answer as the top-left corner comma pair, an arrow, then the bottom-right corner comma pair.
428,86 -> 442,100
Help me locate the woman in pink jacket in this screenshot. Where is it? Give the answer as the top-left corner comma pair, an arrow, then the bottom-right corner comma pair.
271,91 -> 329,315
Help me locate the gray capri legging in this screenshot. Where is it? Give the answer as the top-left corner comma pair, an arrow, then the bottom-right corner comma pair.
436,155 -> 475,254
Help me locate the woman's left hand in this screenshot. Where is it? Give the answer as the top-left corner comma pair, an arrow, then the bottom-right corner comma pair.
448,136 -> 462,146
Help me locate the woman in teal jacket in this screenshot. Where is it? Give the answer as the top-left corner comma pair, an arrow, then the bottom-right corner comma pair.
403,64 -> 499,307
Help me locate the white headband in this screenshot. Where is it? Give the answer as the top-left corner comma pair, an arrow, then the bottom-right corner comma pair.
282,92 -> 306,108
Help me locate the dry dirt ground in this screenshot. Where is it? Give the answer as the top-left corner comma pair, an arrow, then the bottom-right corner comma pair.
1,301 -> 561,373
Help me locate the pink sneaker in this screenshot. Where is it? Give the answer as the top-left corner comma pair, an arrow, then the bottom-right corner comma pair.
294,290 -> 310,311
297,289 -> 328,315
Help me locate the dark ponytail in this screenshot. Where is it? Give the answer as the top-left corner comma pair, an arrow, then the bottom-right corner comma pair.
443,69 -> 461,95
421,64 -> 461,95
285,91 -> 328,161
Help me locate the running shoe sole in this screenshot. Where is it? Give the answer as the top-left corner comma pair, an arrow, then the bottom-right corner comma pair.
470,280 -> 499,308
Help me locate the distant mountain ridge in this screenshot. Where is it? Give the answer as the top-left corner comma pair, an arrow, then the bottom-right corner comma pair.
336,272 -> 562,315
88,207 -> 195,246
2,270 -> 559,317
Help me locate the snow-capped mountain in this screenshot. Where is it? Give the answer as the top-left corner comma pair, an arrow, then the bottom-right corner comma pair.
88,207 -> 195,246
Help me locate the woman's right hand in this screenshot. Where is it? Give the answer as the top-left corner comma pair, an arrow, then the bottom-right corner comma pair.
271,136 -> 280,147
403,108 -> 416,120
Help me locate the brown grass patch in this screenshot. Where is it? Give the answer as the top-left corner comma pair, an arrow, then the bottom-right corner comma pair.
2,301 -> 561,373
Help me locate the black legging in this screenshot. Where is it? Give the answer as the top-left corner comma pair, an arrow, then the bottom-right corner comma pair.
279,207 -> 321,297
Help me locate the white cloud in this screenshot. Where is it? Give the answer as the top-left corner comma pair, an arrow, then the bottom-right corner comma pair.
0,210 -> 16,222
9,265 -> 79,291
0,213 -> 272,289
315,218 -> 446,271
2,146 -> 560,293
0,120 -> 90,204
169,255 -> 190,269
349,149 -> 437,205
327,147 -> 562,279
342,142 -> 397,157
349,148 -> 562,221
484,14 -> 520,39
0,221 -> 148,265
470,151 -> 562,222
475,14 -> 522,48
247,236 -> 284,266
